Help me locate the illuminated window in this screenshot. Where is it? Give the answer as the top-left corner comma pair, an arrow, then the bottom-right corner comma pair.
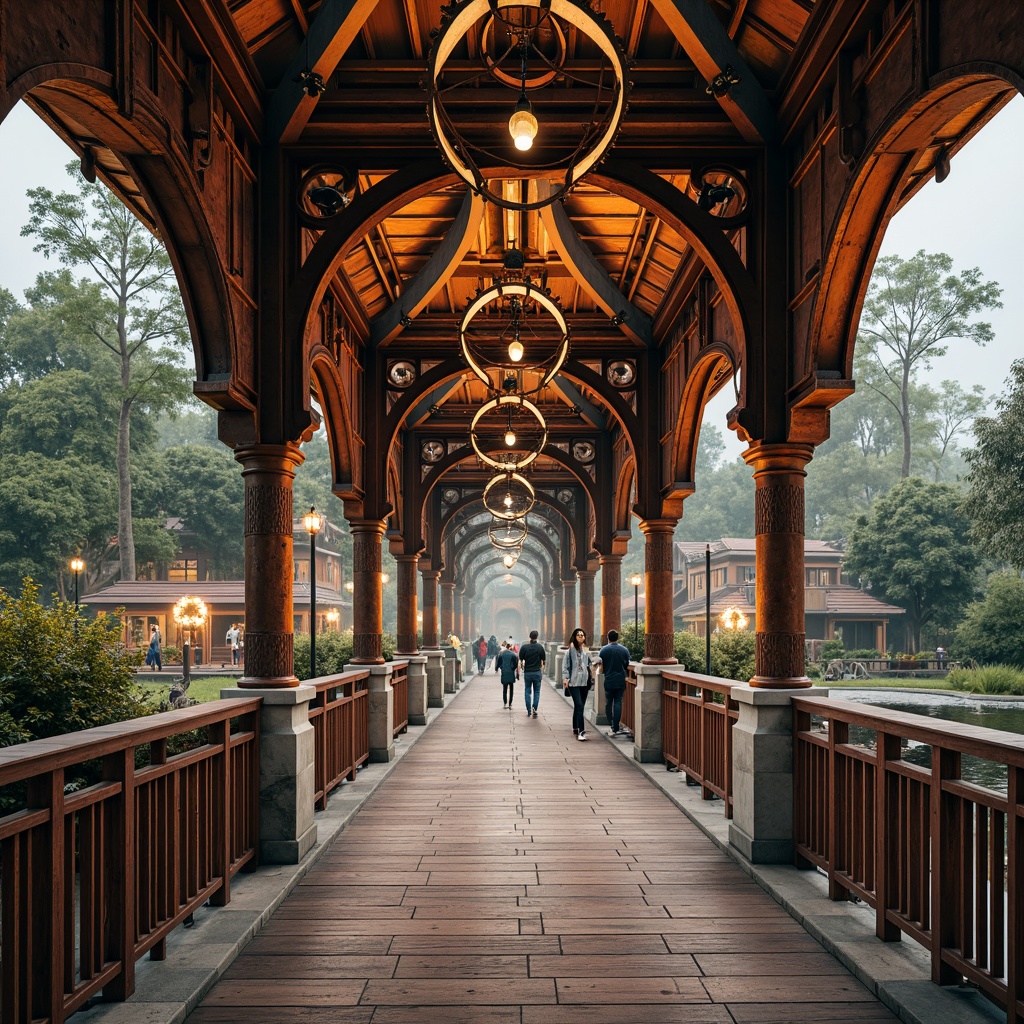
168,559 -> 198,582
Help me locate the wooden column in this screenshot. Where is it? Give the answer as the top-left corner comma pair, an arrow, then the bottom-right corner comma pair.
553,587 -> 564,644
440,580 -> 455,640
578,570 -> 596,644
562,577 -> 577,637
235,444 -> 303,687
600,554 -> 622,640
350,520 -> 386,664
744,443 -> 813,687
640,519 -> 677,664
395,554 -> 419,654
421,570 -> 440,648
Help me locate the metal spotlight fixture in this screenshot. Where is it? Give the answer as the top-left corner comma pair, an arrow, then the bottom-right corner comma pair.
705,65 -> 741,98
696,182 -> 737,212
295,68 -> 327,97
307,184 -> 349,215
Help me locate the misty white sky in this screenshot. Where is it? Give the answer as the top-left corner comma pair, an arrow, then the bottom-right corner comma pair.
1,96 -> 1021,460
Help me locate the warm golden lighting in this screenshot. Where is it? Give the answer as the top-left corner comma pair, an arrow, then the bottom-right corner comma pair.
504,573 -> 514,583
69,557 -> 85,574
509,99 -> 538,151
504,429 -> 517,446
344,580 -> 354,593
503,492 -> 514,508
502,552 -> 516,568
380,572 -> 390,585
629,573 -> 642,588
325,608 -> 340,628
508,339 -> 524,362
719,606 -> 749,631
302,506 -> 323,535
173,595 -> 208,630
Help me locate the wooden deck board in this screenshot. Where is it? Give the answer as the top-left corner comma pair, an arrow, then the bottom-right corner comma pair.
186,675 -> 900,1024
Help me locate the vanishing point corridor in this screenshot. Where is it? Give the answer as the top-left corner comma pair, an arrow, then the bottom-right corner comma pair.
188,675 -> 897,1024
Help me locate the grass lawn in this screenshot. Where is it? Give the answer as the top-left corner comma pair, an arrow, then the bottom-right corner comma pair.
139,676 -> 238,705
812,675 -> 955,691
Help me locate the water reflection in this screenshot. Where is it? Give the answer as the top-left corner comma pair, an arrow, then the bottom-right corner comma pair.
835,689 -> 1024,793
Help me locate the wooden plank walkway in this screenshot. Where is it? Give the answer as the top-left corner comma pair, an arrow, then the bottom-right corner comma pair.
187,674 -> 899,1024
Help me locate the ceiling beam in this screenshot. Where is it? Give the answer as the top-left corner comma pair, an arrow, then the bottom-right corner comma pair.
370,189 -> 485,346
268,0 -> 382,145
551,378 -> 607,431
537,183 -> 653,347
648,0 -> 778,144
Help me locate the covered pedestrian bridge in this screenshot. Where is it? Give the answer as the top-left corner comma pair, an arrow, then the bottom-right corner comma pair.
2,0 -> 1024,1021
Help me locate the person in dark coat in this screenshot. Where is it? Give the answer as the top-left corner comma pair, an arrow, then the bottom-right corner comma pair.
495,642 -> 519,709
598,629 -> 632,736
475,635 -> 488,673
517,630 -> 546,717
486,634 -> 500,671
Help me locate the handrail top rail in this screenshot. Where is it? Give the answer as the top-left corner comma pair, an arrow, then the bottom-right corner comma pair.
308,667 -> 372,690
794,694 -> 1024,765
661,669 -> 736,690
0,697 -> 263,787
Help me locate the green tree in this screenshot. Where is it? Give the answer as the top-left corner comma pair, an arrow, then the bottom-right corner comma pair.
856,251 -> 1001,478
961,360 -> 1024,572
843,477 -> 979,653
0,578 -> 150,744
711,629 -> 755,681
22,164 -> 192,582
952,571 -> 1024,668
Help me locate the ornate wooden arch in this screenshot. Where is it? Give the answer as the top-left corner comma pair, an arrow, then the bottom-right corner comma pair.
672,346 -> 736,486
309,345 -> 358,501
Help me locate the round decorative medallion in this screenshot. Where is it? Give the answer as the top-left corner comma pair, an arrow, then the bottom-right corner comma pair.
388,360 -> 417,388
572,440 -> 595,463
606,359 -> 636,387
421,440 -> 446,463
442,487 -> 461,505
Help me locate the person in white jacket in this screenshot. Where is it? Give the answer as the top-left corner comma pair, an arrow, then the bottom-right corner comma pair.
563,627 -> 594,741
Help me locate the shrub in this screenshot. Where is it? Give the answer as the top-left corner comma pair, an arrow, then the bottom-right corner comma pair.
806,664 -> 823,681
711,629 -> 756,682
619,621 -> 645,661
944,664 -> 1024,695
953,572 -> 1024,668
162,644 -> 181,663
293,628 -> 398,680
819,638 -> 845,663
673,630 -> 707,673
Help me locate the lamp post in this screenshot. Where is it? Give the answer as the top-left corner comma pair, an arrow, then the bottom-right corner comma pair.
629,572 -> 642,646
705,544 -> 711,674
303,506 -> 324,677
173,596 -> 208,688
69,555 -> 84,610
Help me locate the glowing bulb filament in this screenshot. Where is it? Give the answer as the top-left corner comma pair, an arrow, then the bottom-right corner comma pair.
505,430 -> 517,446
503,492 -> 514,508
509,95 -> 538,151
508,339 -> 524,362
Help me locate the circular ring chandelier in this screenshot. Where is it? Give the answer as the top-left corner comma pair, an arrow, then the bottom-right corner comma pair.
470,394 -> 548,470
460,281 -> 569,390
484,471 -> 536,519
426,0 -> 630,211
488,516 -> 528,549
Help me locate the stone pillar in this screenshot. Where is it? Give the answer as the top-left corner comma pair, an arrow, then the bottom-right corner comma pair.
640,520 -> 677,663
361,662 -> 395,762
425,649 -> 445,707
454,591 -> 464,639
440,581 -> 455,641
632,664 -> 668,763
743,443 -> 813,688
553,588 -> 564,644
395,554 -> 419,654
406,654 -> 428,725
578,570 -> 596,644
562,577 -> 577,636
728,685 -> 825,862
443,654 -> 457,693
421,570 -> 440,648
234,444 -> 303,688
600,553 -> 623,640
350,520 -> 386,664
221,685 -> 317,863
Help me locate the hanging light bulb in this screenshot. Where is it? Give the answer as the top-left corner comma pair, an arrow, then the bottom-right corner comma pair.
503,491 -> 514,508
503,552 -> 516,568
505,428 -> 517,446
509,93 -> 538,151
508,338 -> 525,361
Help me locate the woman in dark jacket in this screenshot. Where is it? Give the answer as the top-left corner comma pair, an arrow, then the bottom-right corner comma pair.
486,634 -> 500,672
562,627 -> 594,740
495,642 -> 519,709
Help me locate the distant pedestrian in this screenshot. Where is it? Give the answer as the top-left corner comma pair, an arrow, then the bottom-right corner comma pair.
226,623 -> 241,665
495,642 -> 519,709
518,630 -> 546,717
475,635 -> 488,673
562,627 -> 594,741
145,625 -> 162,671
487,634 -> 499,671
598,629 -> 632,736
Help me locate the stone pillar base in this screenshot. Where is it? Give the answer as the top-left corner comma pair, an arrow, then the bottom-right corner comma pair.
348,663 -> 395,763
728,685 -> 825,864
424,649 -> 445,707
443,652 -> 457,694
633,663 -> 673,763
221,685 -> 317,865
405,654 -> 428,725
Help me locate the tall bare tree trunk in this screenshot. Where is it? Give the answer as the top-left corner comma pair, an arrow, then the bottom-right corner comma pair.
117,399 -> 135,580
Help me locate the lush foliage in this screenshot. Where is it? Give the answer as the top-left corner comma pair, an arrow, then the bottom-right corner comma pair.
710,629 -> 756,682
293,629 -> 397,680
673,630 -> 708,673
0,578 -> 150,746
952,572 -> 1024,668
844,478 -> 979,652
619,621 -> 645,660
946,664 -> 1024,695
962,360 -> 1024,572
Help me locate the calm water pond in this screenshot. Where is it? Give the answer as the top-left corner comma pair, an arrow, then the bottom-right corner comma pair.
831,689 -> 1024,793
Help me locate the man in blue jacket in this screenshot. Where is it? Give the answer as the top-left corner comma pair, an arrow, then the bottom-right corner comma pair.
598,629 -> 632,737
517,630 -> 546,717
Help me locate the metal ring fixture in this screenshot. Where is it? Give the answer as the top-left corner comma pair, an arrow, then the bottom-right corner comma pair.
426,0 -> 629,212
460,281 -> 569,390
470,394 -> 548,470
484,471 -> 536,520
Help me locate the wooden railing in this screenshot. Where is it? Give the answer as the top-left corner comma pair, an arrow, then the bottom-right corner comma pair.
621,664 -> 637,736
308,670 -> 370,811
0,699 -> 261,1024
793,695 -> 1024,1021
661,670 -> 739,816
391,660 -> 409,737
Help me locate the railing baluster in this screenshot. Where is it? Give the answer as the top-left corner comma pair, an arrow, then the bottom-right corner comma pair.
875,732 -> 900,940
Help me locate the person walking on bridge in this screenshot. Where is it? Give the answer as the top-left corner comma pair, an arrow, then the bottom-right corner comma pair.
598,629 -> 631,737
495,641 -> 519,710
563,627 -> 594,741
518,630 -> 546,718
